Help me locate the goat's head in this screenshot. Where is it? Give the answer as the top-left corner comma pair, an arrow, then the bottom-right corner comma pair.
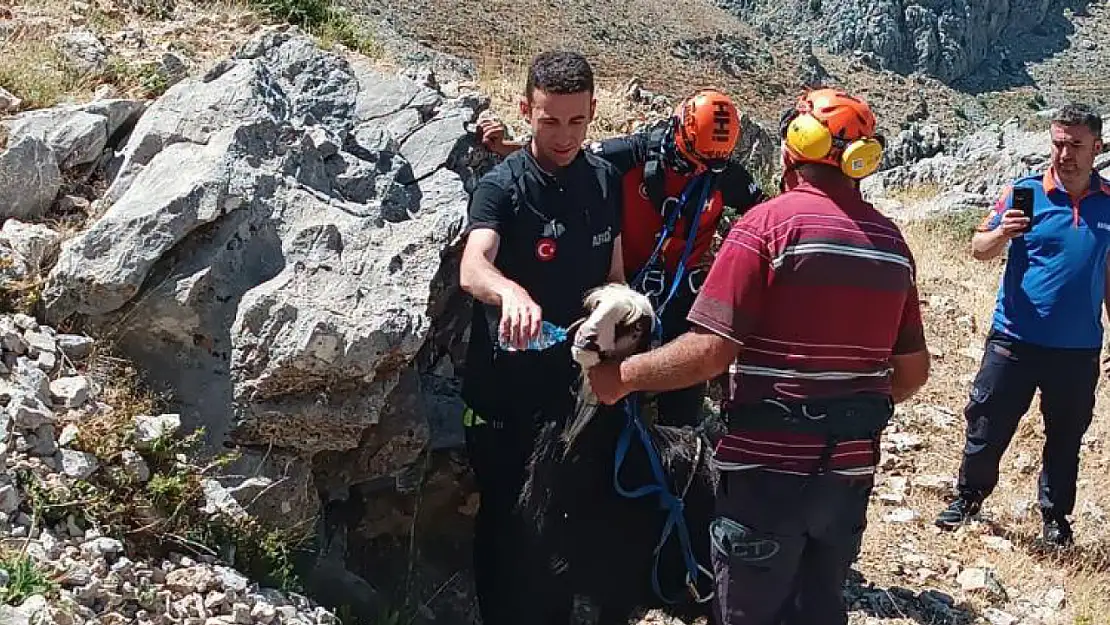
560,283 -> 656,452
569,283 -> 656,372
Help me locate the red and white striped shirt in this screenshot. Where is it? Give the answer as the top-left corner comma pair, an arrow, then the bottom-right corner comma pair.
688,179 -> 925,473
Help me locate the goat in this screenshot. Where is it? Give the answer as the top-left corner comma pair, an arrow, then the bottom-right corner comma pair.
517,282 -> 719,625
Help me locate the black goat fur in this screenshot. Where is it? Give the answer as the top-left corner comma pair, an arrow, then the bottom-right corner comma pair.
517,382 -> 719,625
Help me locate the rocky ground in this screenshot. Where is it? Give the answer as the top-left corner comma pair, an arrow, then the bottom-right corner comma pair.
0,312 -> 340,624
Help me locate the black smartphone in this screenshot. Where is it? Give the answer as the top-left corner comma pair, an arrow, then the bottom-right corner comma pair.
1012,187 -> 1034,232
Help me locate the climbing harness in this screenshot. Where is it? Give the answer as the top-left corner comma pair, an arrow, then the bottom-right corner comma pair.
630,171 -> 717,346
612,392 -> 715,605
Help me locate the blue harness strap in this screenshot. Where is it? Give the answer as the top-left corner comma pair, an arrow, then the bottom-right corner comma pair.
613,393 -> 715,604
630,173 -> 717,346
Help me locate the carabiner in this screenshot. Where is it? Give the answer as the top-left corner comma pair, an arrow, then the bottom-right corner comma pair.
642,269 -> 667,298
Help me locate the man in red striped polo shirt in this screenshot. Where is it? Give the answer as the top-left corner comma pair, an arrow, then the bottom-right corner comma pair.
589,88 -> 931,625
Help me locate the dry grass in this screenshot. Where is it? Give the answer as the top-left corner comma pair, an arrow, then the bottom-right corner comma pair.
849,217 -> 1110,623
0,23 -> 89,109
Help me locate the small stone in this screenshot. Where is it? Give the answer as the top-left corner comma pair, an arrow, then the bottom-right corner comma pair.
232,603 -> 251,624
214,566 -> 249,594
110,556 -> 134,575
56,334 -> 95,360
981,535 -> 1014,552
11,394 -> 53,429
32,423 -> 57,457
82,536 -> 124,559
884,432 -> 923,452
883,508 -> 918,523
50,376 -> 91,408
1044,586 -> 1066,609
984,608 -> 1018,625
35,350 -> 57,373
23,330 -> 56,356
0,485 -> 20,514
166,566 -> 219,594
13,314 -> 37,331
121,449 -> 151,482
0,567 -> 9,587
58,423 -> 81,447
59,449 -> 99,479
61,563 -> 93,587
912,474 -> 955,493
251,603 -> 276,622
133,414 -> 181,448
204,591 -> 228,610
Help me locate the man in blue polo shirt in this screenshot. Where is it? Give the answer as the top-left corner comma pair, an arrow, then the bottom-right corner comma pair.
936,104 -> 1109,546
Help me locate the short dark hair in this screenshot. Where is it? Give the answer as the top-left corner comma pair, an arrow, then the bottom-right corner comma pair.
525,50 -> 594,101
1051,103 -> 1103,138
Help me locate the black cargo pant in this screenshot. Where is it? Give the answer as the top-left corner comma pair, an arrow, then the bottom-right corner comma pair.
709,470 -> 874,625
462,353 -> 575,625
956,329 -> 1101,520
709,394 -> 891,625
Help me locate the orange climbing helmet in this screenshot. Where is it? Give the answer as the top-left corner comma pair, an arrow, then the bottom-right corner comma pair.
671,89 -> 741,172
781,88 -> 884,179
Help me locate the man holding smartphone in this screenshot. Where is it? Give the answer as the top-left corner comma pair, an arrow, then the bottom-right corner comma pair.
936,104 -> 1110,547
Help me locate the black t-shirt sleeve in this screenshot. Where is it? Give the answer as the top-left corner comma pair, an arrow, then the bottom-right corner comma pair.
587,132 -> 650,175
465,176 -> 514,234
719,162 -> 767,215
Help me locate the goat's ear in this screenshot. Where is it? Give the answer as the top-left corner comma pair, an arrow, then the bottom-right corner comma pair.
566,317 -> 586,345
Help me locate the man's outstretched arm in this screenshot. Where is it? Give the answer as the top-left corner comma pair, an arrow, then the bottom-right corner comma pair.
590,326 -> 739,404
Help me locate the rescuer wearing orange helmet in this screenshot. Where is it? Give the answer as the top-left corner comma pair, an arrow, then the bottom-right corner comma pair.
587,87 -> 930,624
478,88 -> 767,429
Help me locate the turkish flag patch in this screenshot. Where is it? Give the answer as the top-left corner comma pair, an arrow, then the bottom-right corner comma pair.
535,237 -> 557,262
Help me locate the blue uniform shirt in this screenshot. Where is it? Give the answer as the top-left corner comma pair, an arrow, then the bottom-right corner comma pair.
980,169 -> 1110,349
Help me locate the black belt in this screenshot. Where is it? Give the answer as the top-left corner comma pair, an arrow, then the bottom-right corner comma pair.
725,393 -> 894,440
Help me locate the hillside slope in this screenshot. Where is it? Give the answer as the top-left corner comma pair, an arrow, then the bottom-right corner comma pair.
358,0 -> 1110,141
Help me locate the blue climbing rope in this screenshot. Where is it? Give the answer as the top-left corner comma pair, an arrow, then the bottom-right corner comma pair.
630,172 -> 717,345
613,393 -> 714,605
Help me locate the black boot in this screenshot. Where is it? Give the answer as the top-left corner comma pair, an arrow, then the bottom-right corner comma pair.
1042,515 -> 1074,547
934,495 -> 981,529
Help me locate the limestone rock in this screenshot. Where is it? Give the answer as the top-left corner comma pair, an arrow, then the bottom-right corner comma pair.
133,414 -> 182,448
56,334 -> 95,361
5,99 -> 145,172
59,449 -> 99,479
718,0 -> 1057,83
0,135 -> 63,221
39,29 -> 478,543
50,376 -> 90,408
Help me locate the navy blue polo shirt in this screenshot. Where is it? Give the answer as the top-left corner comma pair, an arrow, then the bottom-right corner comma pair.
980,169 -> 1110,349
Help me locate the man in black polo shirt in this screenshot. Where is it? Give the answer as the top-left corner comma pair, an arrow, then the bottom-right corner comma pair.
476,91 -> 767,429
458,50 -> 624,625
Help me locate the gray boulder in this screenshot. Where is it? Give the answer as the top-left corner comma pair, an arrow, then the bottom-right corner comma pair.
0,135 -> 62,221
42,29 -> 480,531
4,99 -> 145,172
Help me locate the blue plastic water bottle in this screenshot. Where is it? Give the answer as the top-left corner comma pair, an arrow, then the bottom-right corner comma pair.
499,321 -> 568,352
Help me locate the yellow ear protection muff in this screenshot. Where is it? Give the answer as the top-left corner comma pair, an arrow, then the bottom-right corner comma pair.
780,89 -> 885,179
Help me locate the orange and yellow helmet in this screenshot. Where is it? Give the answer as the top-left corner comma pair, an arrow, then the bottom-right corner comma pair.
781,88 -> 884,179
